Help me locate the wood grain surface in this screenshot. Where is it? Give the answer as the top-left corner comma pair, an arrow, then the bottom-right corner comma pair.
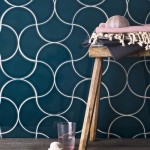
79,58 -> 102,150
90,60 -> 102,142
0,139 -> 149,150
89,47 -> 150,58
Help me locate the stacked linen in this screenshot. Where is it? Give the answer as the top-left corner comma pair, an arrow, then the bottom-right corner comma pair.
90,20 -> 150,60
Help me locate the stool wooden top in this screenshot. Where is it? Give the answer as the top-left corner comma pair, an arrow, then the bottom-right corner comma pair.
89,46 -> 150,58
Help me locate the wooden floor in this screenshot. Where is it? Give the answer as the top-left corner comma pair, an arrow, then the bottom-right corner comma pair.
0,139 -> 150,150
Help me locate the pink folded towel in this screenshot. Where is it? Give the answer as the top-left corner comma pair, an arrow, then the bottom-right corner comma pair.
96,23 -> 150,33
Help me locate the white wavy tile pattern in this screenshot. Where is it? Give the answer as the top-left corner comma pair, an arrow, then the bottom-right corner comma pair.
0,0 -> 150,138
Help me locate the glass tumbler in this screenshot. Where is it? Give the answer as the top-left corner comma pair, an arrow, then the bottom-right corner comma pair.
57,122 -> 76,150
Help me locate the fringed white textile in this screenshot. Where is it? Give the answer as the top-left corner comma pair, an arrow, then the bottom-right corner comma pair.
90,32 -> 150,50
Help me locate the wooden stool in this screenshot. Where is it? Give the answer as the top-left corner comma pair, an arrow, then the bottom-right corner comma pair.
78,46 -> 150,150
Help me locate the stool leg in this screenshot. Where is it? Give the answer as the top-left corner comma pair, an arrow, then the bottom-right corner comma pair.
79,58 -> 102,150
89,66 -> 102,141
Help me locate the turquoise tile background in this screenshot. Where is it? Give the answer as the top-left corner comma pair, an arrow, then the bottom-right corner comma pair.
0,0 -> 150,138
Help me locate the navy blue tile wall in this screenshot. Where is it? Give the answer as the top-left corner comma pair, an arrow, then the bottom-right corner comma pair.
0,0 -> 150,138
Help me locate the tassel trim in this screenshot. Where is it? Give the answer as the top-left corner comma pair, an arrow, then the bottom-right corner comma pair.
90,32 -> 150,50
